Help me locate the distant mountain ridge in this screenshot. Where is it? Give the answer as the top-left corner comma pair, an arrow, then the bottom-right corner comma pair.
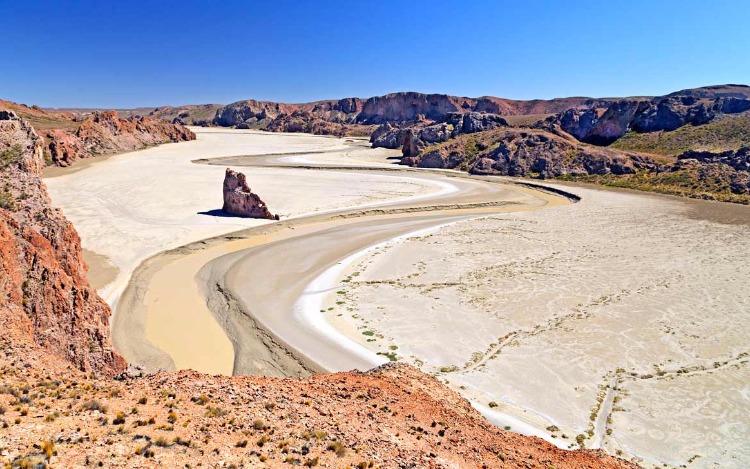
42,84 -> 749,131
33,85 -> 750,203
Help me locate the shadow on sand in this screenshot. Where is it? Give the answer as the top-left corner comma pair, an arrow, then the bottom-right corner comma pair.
197,209 -> 236,218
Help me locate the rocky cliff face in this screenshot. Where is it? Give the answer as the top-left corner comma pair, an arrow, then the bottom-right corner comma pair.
265,110 -> 376,137
401,127 -> 655,178
46,110 -> 196,166
0,111 -> 125,376
543,95 -> 750,145
222,168 -> 278,219
371,111 -> 510,156
355,92 -> 609,125
212,92 -> 607,131
213,98 -> 364,129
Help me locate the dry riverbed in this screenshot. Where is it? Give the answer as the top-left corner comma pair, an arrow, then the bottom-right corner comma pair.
44,128 -> 750,468
327,184 -> 750,467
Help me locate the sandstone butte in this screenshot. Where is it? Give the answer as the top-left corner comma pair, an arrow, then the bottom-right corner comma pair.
0,110 -> 637,468
223,168 -> 279,220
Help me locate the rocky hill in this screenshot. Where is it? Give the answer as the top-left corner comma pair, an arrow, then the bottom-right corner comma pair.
354,92 -> 609,124
0,111 -> 125,375
0,112 -> 637,467
265,110 -> 376,137
540,94 -> 750,146
46,110 -> 196,167
148,104 -> 225,126
389,119 -> 750,204
2,99 -> 196,167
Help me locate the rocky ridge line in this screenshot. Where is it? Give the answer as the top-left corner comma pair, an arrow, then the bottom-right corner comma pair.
46,110 -> 196,167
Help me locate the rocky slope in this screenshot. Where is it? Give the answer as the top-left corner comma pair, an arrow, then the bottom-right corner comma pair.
371,112 -> 510,156
0,113 -> 637,468
46,110 -> 196,167
539,89 -> 750,146
0,111 -> 125,376
222,168 -> 278,219
609,113 -> 750,156
400,127 -> 655,177
1,100 -> 196,167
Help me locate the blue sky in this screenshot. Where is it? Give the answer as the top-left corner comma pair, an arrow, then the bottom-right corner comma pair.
1,0 -> 748,107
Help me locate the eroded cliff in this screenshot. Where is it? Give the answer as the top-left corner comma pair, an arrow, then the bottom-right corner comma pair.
0,111 -> 125,376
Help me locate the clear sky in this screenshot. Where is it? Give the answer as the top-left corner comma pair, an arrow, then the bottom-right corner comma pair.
2,0 -> 748,108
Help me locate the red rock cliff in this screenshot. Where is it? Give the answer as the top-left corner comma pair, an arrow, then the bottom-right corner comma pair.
0,110 -> 125,376
47,110 -> 196,166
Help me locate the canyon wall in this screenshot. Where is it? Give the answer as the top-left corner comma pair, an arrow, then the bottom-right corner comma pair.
47,110 -> 196,167
0,111 -> 125,376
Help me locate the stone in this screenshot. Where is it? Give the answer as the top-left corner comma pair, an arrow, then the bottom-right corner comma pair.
222,168 -> 278,219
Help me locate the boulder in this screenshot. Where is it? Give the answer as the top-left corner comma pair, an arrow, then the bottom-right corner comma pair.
222,168 -> 278,219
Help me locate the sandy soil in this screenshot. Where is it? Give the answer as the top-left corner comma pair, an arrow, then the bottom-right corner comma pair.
330,183 -> 750,467
43,128 -> 453,375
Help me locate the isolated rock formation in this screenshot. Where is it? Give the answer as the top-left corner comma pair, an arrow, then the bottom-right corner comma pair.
0,111 -> 125,375
222,168 -> 278,219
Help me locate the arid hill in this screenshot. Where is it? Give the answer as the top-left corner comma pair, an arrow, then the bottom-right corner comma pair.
2,99 -> 196,167
0,112 -> 637,467
47,110 -> 196,166
0,111 -> 125,375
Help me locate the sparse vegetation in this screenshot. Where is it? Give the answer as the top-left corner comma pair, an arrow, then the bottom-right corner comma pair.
81,399 -> 107,413
204,406 -> 227,417
0,144 -> 22,170
611,115 -> 750,155
327,440 -> 347,457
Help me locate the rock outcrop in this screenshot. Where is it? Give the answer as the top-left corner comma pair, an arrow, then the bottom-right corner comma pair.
678,146 -> 750,172
541,94 -> 750,146
371,111 -> 509,156
45,111 -> 196,166
401,127 -> 653,178
265,110 -> 375,137
41,110 -> 197,166
213,98 -> 364,128
0,111 -> 126,376
222,168 -> 278,219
